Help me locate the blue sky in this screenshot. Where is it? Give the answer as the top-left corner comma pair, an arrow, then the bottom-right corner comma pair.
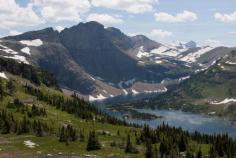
1,0 -> 235,46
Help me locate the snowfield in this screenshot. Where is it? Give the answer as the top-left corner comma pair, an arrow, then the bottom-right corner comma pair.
21,47 -> 30,55
0,72 -> 8,80
150,46 -> 182,57
20,39 -> 43,47
180,46 -> 215,63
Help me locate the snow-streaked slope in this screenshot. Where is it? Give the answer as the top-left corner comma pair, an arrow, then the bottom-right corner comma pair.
2,55 -> 29,64
0,43 -> 18,55
20,39 -> 43,47
0,42 -> 29,64
180,46 -> 215,63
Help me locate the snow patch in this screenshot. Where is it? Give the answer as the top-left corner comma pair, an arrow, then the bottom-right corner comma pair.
144,88 -> 167,93
89,94 -> 107,101
122,89 -> 128,95
137,46 -> 151,58
178,76 -> 190,81
0,72 -> 8,80
210,98 -> 236,105
21,47 -> 30,55
131,89 -> 139,95
20,39 -> 43,47
24,140 -> 38,148
225,61 -> 236,65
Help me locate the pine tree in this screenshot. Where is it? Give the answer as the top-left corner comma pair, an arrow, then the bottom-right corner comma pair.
145,139 -> 154,158
186,148 -> 194,158
209,146 -> 217,158
154,144 -> 159,158
125,134 -> 133,153
59,126 -> 67,142
179,135 -> 187,152
0,79 -> 4,100
79,130 -> 85,142
6,80 -> 15,95
86,130 -> 101,151
196,148 -> 202,158
159,141 -> 166,158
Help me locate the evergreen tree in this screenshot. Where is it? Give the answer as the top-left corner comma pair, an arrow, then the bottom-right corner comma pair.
209,146 -> 217,158
0,79 -> 4,100
186,148 -> 194,158
178,135 -> 187,152
87,130 -> 101,151
153,144 -> 159,158
196,148 -> 202,158
125,134 -> 133,153
6,80 -> 15,95
145,139 -> 154,158
59,126 -> 67,142
79,130 -> 85,142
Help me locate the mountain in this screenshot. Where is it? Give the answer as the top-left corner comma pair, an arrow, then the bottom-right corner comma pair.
134,50 -> 236,119
0,21 -> 233,100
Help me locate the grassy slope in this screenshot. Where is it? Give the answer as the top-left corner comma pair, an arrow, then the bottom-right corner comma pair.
0,74 -> 211,158
0,74 -> 145,158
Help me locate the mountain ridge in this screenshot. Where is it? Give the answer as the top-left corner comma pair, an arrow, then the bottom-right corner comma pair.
0,21 -> 234,100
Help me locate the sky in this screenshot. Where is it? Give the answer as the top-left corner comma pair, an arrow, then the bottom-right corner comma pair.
0,0 -> 235,46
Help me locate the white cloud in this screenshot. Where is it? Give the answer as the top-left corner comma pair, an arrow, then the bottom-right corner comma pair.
91,0 -> 158,14
214,11 -> 236,22
55,26 -> 64,32
154,10 -> 198,23
204,39 -> 222,47
32,0 -> 91,22
0,0 -> 42,28
148,29 -> 173,38
228,31 -> 236,34
86,14 -> 123,24
9,30 -> 22,36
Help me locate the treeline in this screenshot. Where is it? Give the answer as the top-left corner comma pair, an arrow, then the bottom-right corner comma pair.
7,98 -> 47,118
24,84 -> 138,127
0,109 -> 52,136
137,123 -> 236,158
0,58 -> 58,88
